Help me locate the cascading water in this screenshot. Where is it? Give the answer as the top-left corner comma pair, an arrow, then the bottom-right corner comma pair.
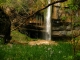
45,0 -> 52,40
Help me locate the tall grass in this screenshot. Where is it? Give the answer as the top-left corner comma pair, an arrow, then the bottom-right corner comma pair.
0,43 -> 73,60
0,38 -> 4,44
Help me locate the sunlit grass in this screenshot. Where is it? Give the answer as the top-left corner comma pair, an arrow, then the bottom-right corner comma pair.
11,30 -> 31,41
0,43 -> 73,60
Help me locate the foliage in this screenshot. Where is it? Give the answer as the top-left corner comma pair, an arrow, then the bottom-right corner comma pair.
0,43 -> 73,60
68,4 -> 78,11
0,0 -> 6,5
64,0 -> 80,60
75,51 -> 80,60
61,16 -> 67,21
72,0 -> 80,8
73,22 -> 80,27
0,0 -> 55,14
11,30 -> 31,41
0,0 -> 38,13
5,0 -> 31,13
0,38 -> 4,44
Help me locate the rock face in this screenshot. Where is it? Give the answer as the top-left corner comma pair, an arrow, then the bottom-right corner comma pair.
52,20 -> 80,37
0,8 -> 11,43
51,19 -> 80,37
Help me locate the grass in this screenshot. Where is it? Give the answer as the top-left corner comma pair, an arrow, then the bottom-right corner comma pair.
0,43 -> 73,60
1,30 -> 79,60
11,30 -> 32,41
0,38 -> 4,44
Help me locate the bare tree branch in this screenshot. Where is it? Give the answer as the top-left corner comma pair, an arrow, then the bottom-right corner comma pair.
11,0 -> 67,31
27,0 -> 67,19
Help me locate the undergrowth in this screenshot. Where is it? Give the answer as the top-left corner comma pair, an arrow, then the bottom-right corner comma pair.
0,43 -> 73,60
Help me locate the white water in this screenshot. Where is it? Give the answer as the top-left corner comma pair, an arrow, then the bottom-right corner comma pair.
45,0 -> 52,40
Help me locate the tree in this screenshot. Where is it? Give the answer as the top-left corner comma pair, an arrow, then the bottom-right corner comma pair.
66,0 -> 80,60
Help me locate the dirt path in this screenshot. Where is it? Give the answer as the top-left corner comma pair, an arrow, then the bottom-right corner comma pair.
10,40 -> 58,46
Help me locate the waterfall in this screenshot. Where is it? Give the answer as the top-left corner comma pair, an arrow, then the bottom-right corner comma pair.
45,0 -> 52,40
